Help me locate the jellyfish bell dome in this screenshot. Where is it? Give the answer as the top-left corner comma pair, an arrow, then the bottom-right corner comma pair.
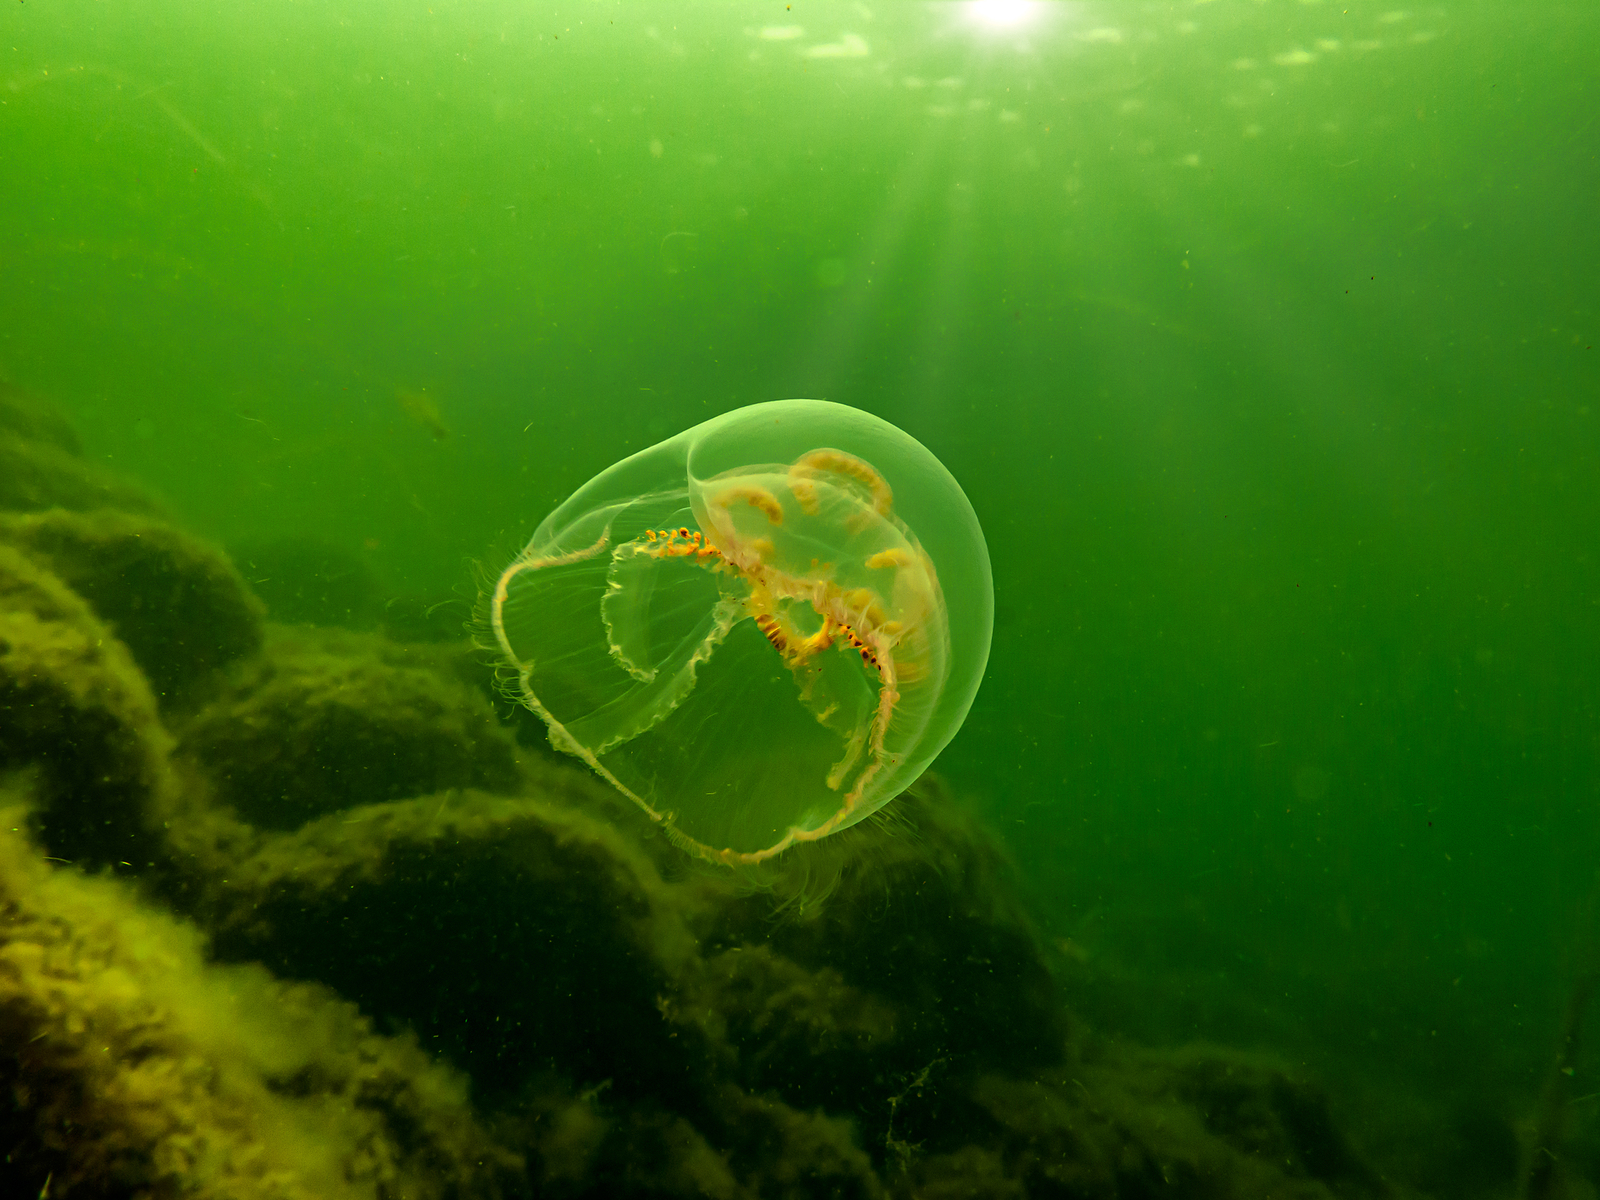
491,399 -> 993,865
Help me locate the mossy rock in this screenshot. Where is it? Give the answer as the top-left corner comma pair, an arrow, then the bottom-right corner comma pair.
0,508 -> 264,708
918,1044 -> 1395,1200
182,783 -> 902,1197
0,431 -> 162,518
666,942 -> 898,1115
705,781 -> 1070,1090
573,1087 -> 884,1200
0,545 -> 171,870
175,628 -> 523,830
0,795 -> 520,1200
152,762 -> 1395,1199
190,788 -> 702,1102
0,379 -> 82,454
499,1079 -> 886,1200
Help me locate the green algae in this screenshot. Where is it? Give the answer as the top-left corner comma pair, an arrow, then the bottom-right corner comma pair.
0,543 -> 173,870
0,508 -> 264,708
0,382 -> 160,519
175,627 -> 522,830
0,787 -> 518,1200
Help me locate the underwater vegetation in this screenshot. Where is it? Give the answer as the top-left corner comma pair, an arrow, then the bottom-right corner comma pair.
0,381 -> 1484,1197
491,400 -> 994,866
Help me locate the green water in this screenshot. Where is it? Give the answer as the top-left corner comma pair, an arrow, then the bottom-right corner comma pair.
4,0 -> 1596,1150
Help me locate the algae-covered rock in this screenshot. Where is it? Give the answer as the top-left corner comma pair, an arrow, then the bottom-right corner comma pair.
921,1045 -> 1394,1200
666,942 -> 899,1120
715,1085 -> 885,1200
188,787 -> 700,1100
506,1080 -> 885,1200
0,508 -> 264,707
173,780 -> 900,1197
160,718 -> 1401,1199
0,379 -> 82,454
175,628 -> 522,829
0,381 -> 160,518
150,761 -> 1398,1198
0,430 -> 164,517
0,544 -> 172,869
707,780 -> 1070,1087
0,790 -> 520,1200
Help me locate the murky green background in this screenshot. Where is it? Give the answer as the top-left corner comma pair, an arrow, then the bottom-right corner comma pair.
4,0 -> 1596,1137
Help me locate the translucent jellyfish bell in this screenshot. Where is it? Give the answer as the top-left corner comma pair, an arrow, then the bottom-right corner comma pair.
490,399 -> 992,865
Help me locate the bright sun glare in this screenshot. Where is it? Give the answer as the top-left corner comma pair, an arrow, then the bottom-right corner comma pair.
966,0 -> 1040,30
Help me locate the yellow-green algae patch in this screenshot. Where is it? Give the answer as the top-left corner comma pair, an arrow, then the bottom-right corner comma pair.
0,788 -> 518,1199
193,786 -> 699,976
174,627 -> 524,831
0,382 -> 161,518
0,508 -> 265,708
0,543 -> 175,869
0,380 -> 83,455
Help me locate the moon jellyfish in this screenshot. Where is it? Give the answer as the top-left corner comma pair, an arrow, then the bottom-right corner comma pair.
490,399 -> 992,865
